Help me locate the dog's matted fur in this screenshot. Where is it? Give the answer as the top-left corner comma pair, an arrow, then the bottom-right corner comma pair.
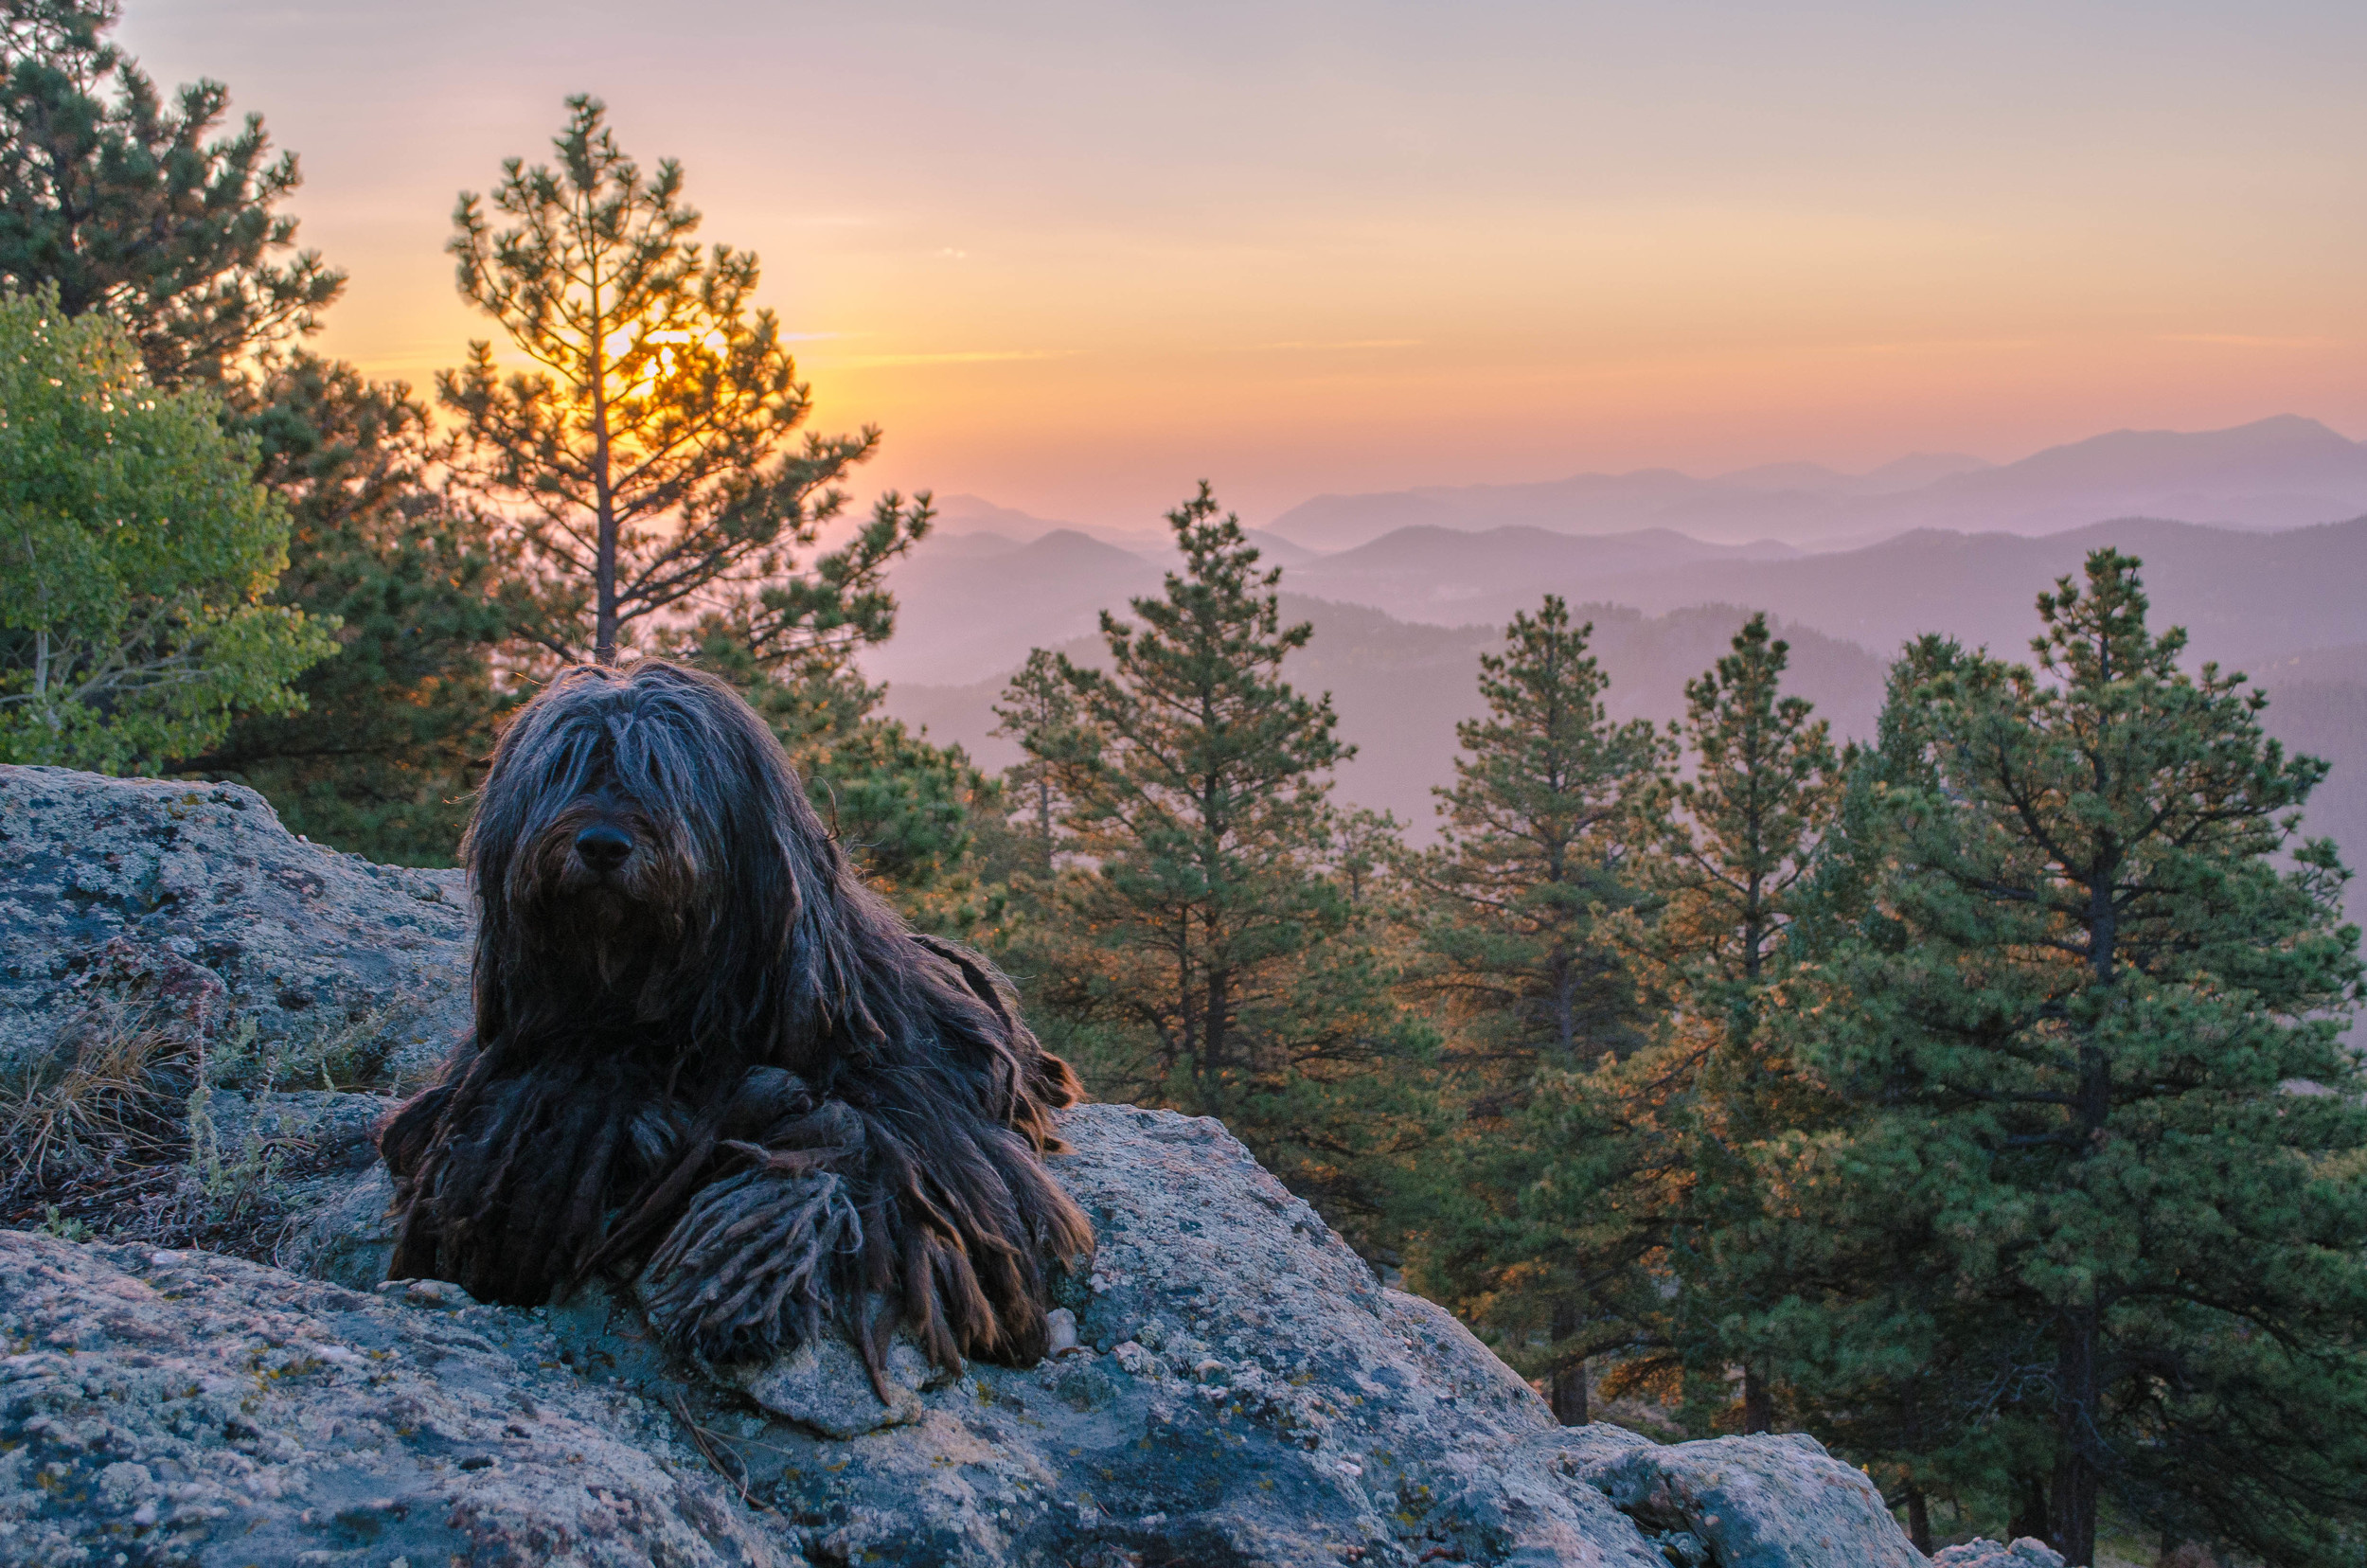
378,660 -> 1091,1383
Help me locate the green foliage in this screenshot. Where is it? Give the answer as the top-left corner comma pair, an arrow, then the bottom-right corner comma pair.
1412,596 -> 1664,1067
0,291 -> 332,772
1401,595 -> 1666,1422
439,95 -> 919,667
185,355 -> 528,864
0,1 -> 341,386
1616,613 -> 1848,1437
992,647 -> 1081,882
1002,484 -> 1436,1239
1771,551 -> 2367,1564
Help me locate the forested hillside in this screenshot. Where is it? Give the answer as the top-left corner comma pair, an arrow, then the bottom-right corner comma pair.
5,9 -> 2363,1565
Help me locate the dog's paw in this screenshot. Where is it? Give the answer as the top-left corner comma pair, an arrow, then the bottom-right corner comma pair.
638,1162 -> 859,1366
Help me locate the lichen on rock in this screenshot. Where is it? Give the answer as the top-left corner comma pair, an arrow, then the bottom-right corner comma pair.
0,765 -> 472,1088
0,767 -> 1939,1567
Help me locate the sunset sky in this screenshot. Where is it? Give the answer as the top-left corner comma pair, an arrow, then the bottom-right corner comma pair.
120,0 -> 2367,528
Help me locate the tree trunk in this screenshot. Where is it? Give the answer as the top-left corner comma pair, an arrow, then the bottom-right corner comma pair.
1901,1381 -> 1931,1553
1549,1296 -> 1588,1425
2052,1305 -> 2101,1565
1742,1363 -> 1773,1434
2009,1472 -> 2050,1549
587,262 -> 618,666
1905,1482 -> 1932,1556
1036,776 -> 1055,878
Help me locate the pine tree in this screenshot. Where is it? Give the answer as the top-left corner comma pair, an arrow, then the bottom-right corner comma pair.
438,96 -> 921,668
1005,484 -> 1433,1238
0,7 -> 525,860
992,648 -> 1081,882
0,0 -> 341,387
1624,613 -> 1845,1435
1403,595 -> 1665,1424
1778,551 -> 2367,1565
183,357 -> 529,864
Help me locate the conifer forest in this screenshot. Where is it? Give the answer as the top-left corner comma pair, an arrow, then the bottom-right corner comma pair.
2,6 -> 2363,1565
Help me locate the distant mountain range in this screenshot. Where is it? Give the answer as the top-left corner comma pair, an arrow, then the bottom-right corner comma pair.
1292,515 -> 2367,671
865,528 -> 1166,686
1265,416 -> 2367,550
883,597 -> 1889,837
930,494 -> 1319,564
872,511 -> 2367,687
868,414 -> 2367,869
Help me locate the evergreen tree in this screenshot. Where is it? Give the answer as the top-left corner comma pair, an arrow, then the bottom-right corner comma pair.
0,6 -> 523,861
183,357 -> 529,864
1623,613 -> 1845,1434
0,0 -> 341,387
680,610 -> 988,928
439,95 -> 921,668
992,647 -> 1080,882
0,290 -> 332,770
1778,551 -> 2367,1565
1006,484 -> 1433,1238
1403,595 -> 1665,1424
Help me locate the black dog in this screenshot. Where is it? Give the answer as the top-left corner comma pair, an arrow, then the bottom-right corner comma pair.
378,661 -> 1090,1385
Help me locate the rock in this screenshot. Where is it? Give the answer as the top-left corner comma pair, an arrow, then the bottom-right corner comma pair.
282,1104 -> 1926,1566
723,1332 -> 952,1438
1933,1539 -> 2066,1568
1563,1430 -> 1928,1568
0,1229 -> 801,1568
0,765 -> 472,1084
2,768 -> 1936,1565
279,1154 -> 400,1289
3,1101 -> 1939,1566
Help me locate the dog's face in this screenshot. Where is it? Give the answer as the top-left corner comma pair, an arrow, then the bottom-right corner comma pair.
516,772 -> 702,974
467,658 -> 856,1034
471,662 -> 808,998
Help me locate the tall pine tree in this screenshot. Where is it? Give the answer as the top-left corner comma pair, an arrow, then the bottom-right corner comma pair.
439,96 -> 921,669
1404,595 -> 1665,1424
0,3 -> 523,860
0,0 -> 341,387
1005,484 -> 1433,1240
1623,613 -> 1845,1435
1778,551 -> 2367,1565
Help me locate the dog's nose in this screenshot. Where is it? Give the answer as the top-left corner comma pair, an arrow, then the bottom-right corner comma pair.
575,823 -> 633,872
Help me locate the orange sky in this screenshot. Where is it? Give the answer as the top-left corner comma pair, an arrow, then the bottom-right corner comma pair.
121,0 -> 2367,527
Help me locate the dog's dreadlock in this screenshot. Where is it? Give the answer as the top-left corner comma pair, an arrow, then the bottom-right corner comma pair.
379,660 -> 1090,1381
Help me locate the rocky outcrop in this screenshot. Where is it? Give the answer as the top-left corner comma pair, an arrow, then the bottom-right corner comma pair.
0,766 -> 471,1084
1558,1426 -> 1927,1568
0,1230 -> 795,1568
1931,1541 -> 2066,1568
0,768 -> 1935,1565
25,1101 -> 1933,1567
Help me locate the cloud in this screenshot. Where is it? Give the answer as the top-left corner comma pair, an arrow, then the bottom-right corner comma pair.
818,347 -> 1086,368
1232,338 -> 1425,351
2156,333 -> 2337,349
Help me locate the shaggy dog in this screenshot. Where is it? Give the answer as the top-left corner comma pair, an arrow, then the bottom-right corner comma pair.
377,661 -> 1091,1386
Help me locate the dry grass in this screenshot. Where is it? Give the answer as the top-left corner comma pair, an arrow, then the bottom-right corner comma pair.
0,999 -> 378,1263
0,997 -> 197,1185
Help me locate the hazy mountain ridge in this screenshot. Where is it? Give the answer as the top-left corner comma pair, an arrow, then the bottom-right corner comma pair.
931,493 -> 1320,565
1599,515 -> 2367,670
872,514 -> 2367,865
881,596 -> 1887,841
1265,417 -> 2367,550
878,421 -> 2367,868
